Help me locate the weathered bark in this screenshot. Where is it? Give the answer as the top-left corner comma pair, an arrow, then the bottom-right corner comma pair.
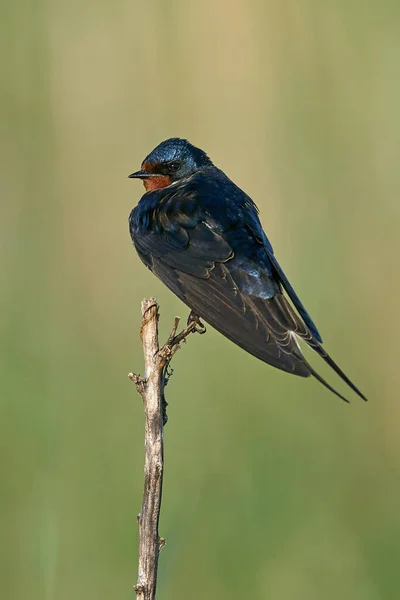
129,298 -> 205,600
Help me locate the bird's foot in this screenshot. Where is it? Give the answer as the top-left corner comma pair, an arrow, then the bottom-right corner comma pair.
187,310 -> 206,334
160,311 -> 207,364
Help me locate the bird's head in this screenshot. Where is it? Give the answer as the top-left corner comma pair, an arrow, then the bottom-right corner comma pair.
128,138 -> 213,191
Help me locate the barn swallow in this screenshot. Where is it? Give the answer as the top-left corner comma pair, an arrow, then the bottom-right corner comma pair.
128,138 -> 367,403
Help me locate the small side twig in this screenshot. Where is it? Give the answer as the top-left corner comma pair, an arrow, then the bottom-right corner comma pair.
129,298 -> 204,600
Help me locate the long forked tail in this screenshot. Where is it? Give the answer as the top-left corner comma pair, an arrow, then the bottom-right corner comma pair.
302,343 -> 368,403
307,362 -> 350,403
280,294 -> 367,402
319,347 -> 367,401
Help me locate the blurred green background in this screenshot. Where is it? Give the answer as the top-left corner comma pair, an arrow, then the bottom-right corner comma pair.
1,1 -> 400,598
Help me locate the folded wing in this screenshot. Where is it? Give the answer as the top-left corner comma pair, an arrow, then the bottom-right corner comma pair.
130,179 -> 366,402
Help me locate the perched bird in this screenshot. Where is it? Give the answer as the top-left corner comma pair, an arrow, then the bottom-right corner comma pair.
128,138 -> 366,403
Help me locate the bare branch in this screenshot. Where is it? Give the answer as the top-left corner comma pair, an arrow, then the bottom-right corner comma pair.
129,298 -> 204,600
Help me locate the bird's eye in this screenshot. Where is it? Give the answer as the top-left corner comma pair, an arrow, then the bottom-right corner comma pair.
168,161 -> 180,172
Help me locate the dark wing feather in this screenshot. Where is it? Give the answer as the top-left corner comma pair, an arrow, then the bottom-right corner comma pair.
266,249 -> 323,343
176,264 -> 310,376
132,188 -> 233,277
245,222 -> 323,343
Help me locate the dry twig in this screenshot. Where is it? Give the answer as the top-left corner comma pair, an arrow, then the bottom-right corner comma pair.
129,298 -> 205,600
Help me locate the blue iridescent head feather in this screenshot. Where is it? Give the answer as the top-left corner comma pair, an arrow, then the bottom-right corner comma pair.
142,138 -> 213,180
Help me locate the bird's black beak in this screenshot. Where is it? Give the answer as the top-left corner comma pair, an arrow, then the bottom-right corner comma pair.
128,169 -> 156,179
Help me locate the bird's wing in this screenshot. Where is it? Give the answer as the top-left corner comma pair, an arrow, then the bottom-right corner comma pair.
243,218 -> 323,343
265,249 -> 323,342
130,183 -> 366,402
131,187 -> 315,377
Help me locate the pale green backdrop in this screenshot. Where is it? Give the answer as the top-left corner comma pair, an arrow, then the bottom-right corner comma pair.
1,1 -> 400,599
